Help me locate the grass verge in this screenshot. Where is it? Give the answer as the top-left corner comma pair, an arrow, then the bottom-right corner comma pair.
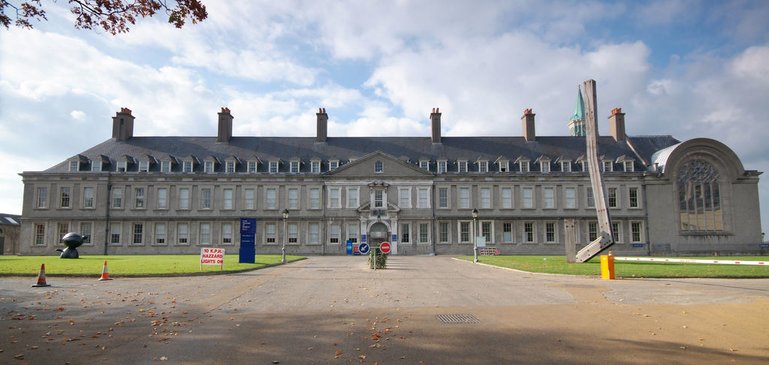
0,255 -> 305,277
457,255 -> 769,278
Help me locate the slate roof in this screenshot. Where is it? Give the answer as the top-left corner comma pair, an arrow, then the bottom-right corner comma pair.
45,135 -> 681,174
0,213 -> 21,226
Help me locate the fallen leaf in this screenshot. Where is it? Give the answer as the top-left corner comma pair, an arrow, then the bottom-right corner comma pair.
334,349 -> 343,358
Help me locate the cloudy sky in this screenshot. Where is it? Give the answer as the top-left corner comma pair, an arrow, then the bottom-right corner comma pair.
2,0 -> 769,233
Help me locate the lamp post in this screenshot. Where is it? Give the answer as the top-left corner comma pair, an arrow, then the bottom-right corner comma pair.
282,209 -> 289,264
472,208 -> 479,264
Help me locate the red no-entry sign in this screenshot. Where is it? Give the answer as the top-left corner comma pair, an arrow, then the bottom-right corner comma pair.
380,242 -> 391,254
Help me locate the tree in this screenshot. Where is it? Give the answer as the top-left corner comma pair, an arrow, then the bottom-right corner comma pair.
1,0 -> 207,34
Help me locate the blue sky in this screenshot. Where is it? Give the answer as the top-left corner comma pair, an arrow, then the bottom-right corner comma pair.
2,0 -> 769,234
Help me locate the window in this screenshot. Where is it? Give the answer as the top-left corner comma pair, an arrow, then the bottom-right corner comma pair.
112,187 -> 123,208
603,160 -> 613,172
265,188 -> 278,209
79,222 -> 92,244
287,188 -> 299,209
677,160 -> 724,232
561,161 -> 572,172
347,187 -> 359,208
419,223 -> 429,243
178,188 -> 190,210
479,187 -> 491,209
499,160 -> 509,172
290,160 -> 300,173
199,223 -> 211,244
401,223 -> 410,243
155,223 -> 166,244
309,223 -> 320,244
311,161 -> 321,173
329,224 -> 340,244
437,160 -> 447,174
458,161 -> 468,173
399,187 -> 412,208
60,186 -> 71,208
540,161 -> 550,173
91,160 -> 102,172
110,223 -> 121,244
439,222 -> 450,243
248,161 -> 258,173
132,223 -> 143,244
588,221 -> 598,241
624,161 -> 634,172
478,161 -> 488,173
481,221 -> 492,242
226,161 -> 236,173
69,160 -> 79,172
420,160 -> 430,171
329,160 -> 339,170
156,188 -> 168,209
519,160 -> 530,173
545,222 -> 557,243
586,187 -> 595,208
265,223 -> 276,243
58,222 -> 69,241
458,187 -> 471,209
138,160 -> 149,172
309,188 -> 321,209
204,161 -> 215,173
347,223 -> 359,243
611,222 -> 622,243
459,221 -> 471,243
374,190 -> 384,208
580,161 -> 588,172
269,161 -> 279,174
522,187 -> 534,209
417,187 -> 430,208
134,187 -> 145,209
501,187 -> 513,209
36,187 -> 48,208
116,160 -> 127,172
223,188 -> 233,209
628,187 -> 639,208
374,160 -> 383,173
438,187 -> 449,209
222,223 -> 233,244
564,187 -> 577,209
608,187 -> 618,208
177,223 -> 189,244
183,160 -> 193,173
503,222 -> 513,242
82,187 -> 94,209
523,222 -> 535,243
543,187 -> 555,209
244,188 -> 255,210
200,188 -> 212,209
631,221 -> 643,242
34,224 -> 45,245
288,223 -> 298,243
328,187 -> 341,209
161,160 -> 171,173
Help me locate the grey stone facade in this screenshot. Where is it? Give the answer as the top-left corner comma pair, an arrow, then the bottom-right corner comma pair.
17,108 -> 765,256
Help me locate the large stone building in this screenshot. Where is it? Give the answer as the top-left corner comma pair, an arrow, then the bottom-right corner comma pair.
18,106 -> 764,256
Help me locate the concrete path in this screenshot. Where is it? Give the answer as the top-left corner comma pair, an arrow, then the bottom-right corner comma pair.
2,256 -> 769,364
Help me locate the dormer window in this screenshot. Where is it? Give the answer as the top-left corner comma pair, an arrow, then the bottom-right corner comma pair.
624,161 -> 634,172
437,160 -> 447,174
561,161 -> 572,172
204,161 -> 215,174
518,160 -> 530,173
225,160 -> 236,173
69,160 -> 79,172
374,160 -> 384,174
498,160 -> 509,172
420,160 -> 430,171
311,160 -> 321,173
247,160 -> 258,173
290,160 -> 300,173
138,160 -> 149,172
458,160 -> 468,173
269,161 -> 279,174
329,160 -> 339,170
182,160 -> 193,173
160,160 -> 171,173
540,161 -> 550,173
603,160 -> 613,172
91,160 -> 102,172
116,160 -> 127,172
478,160 -> 488,173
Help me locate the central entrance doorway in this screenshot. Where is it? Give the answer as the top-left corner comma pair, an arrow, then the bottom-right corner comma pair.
368,222 -> 389,248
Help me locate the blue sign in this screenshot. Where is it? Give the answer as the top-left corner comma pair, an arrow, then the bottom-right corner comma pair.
631,243 -> 645,248
760,244 -> 769,249
346,239 -> 353,255
391,234 -> 397,242
239,218 -> 257,263
358,242 -> 370,254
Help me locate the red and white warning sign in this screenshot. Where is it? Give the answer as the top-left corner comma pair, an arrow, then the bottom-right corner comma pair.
200,247 -> 225,270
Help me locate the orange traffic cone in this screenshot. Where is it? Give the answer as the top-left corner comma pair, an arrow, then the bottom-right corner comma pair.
32,263 -> 51,287
98,260 -> 112,281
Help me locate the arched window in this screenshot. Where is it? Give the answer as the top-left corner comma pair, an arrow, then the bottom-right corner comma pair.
677,159 -> 723,232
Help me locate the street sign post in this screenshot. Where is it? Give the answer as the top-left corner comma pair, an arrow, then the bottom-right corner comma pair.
380,242 -> 391,254
358,243 -> 370,255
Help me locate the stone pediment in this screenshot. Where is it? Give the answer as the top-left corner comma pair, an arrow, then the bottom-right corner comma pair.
327,151 -> 433,178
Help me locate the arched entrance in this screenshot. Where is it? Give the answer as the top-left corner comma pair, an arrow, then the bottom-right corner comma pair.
368,222 -> 389,247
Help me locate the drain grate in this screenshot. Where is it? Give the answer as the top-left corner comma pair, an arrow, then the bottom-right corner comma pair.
435,314 -> 480,324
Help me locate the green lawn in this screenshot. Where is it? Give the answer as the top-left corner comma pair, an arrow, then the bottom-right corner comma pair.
0,255 -> 305,277
458,255 -> 769,278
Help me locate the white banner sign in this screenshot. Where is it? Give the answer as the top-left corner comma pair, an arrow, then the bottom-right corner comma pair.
200,248 -> 225,270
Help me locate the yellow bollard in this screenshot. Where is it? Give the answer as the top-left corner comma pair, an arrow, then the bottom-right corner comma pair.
600,252 -> 615,280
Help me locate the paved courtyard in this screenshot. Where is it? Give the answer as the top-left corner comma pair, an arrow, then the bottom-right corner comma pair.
2,256 -> 769,364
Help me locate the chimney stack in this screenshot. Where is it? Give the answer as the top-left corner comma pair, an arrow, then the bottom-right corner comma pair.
217,107 -> 233,143
522,108 -> 536,142
608,107 -> 626,141
316,108 -> 328,142
112,107 -> 135,141
430,107 -> 442,143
